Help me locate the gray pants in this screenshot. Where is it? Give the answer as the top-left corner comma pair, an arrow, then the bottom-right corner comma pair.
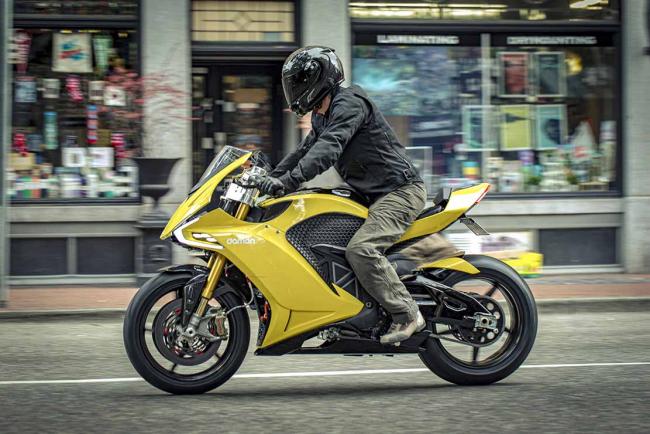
345,182 -> 427,324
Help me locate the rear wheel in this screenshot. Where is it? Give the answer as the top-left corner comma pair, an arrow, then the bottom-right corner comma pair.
123,275 -> 250,394
419,255 -> 537,385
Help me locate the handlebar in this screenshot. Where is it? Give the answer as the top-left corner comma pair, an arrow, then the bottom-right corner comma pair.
233,170 -> 284,198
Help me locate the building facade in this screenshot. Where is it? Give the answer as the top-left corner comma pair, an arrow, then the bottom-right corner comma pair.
4,0 -> 650,287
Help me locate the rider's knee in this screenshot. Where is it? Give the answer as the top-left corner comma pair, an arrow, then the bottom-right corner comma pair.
345,242 -> 373,265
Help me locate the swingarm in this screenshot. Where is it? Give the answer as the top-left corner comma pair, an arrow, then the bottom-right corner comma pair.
406,275 -> 499,332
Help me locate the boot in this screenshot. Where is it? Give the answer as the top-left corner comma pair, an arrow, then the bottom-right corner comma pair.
380,311 -> 425,345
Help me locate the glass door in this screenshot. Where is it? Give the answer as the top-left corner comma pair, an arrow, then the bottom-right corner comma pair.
191,64 -> 283,183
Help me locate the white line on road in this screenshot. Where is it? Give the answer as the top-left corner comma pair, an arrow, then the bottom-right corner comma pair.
0,362 -> 648,386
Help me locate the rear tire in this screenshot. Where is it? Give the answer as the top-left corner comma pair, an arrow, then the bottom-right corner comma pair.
419,255 -> 537,385
123,275 -> 250,394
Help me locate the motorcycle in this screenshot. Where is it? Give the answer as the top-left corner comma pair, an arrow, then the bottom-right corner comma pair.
123,145 -> 538,394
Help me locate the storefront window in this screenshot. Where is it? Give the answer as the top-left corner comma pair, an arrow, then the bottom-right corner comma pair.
352,33 -> 619,194
9,27 -> 140,201
350,1 -> 620,22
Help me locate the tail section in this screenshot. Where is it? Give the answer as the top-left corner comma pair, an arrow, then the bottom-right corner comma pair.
399,183 -> 490,242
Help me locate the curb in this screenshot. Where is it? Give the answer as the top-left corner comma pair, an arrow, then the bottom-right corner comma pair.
535,296 -> 650,314
2,296 -> 650,320
0,308 -> 126,320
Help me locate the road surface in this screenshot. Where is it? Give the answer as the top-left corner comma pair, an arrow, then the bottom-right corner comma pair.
1,310 -> 648,433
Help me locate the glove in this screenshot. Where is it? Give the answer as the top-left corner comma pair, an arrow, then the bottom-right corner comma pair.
258,176 -> 285,197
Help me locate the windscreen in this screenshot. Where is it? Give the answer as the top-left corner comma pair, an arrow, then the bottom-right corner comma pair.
189,146 -> 249,194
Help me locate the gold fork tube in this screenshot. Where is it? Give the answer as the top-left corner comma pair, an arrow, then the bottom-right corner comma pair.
200,254 -> 228,300
194,202 -> 251,316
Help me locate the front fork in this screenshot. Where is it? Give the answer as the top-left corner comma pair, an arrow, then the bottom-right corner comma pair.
183,202 -> 250,337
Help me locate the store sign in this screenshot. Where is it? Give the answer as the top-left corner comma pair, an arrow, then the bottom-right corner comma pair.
377,34 -> 460,45
506,36 -> 598,46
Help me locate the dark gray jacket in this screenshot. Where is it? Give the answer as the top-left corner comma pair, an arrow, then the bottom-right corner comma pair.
272,85 -> 421,203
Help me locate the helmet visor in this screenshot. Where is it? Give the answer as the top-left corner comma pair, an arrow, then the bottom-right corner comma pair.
282,70 -> 312,112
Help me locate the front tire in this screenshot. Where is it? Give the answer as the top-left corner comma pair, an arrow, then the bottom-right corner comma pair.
123,274 -> 250,394
419,255 -> 537,385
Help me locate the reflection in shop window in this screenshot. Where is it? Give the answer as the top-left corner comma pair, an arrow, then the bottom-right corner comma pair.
9,28 -> 140,201
352,37 -> 618,195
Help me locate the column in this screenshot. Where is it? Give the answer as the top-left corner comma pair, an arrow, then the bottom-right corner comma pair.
623,0 -> 650,272
141,0 -> 192,206
300,0 -> 351,188
0,0 -> 11,306
301,0 -> 351,86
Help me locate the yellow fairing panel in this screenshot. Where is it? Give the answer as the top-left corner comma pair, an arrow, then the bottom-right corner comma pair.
160,153 -> 252,240
179,193 -> 366,348
399,183 -> 490,242
419,257 -> 480,274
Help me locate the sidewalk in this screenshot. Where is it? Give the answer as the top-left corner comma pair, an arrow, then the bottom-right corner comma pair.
2,274 -> 650,316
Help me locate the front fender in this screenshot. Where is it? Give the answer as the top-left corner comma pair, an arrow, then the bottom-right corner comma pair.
140,264 -> 243,303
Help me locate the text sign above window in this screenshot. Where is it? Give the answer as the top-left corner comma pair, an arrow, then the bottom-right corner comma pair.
377,35 -> 460,45
354,32 -> 480,46
506,36 -> 598,46
493,33 -> 614,47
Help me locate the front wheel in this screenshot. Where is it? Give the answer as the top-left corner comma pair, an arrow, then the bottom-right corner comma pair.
123,274 -> 250,394
419,255 -> 538,385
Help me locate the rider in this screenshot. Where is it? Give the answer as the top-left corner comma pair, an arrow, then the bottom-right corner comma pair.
259,46 -> 426,345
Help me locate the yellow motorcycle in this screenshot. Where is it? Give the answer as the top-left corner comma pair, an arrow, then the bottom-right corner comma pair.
123,146 -> 538,394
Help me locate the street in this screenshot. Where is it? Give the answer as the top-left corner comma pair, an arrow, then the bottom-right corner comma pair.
1,309 -> 649,434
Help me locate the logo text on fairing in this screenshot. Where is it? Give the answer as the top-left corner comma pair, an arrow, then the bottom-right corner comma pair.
226,238 -> 257,245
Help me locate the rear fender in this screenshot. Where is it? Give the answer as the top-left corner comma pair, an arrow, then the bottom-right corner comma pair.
419,257 -> 480,275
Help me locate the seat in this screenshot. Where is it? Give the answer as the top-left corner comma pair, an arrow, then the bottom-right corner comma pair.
416,187 -> 453,220
296,186 -> 370,207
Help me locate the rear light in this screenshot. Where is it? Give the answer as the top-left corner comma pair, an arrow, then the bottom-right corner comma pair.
475,185 -> 491,204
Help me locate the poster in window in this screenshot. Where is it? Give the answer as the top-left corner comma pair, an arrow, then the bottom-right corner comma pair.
27,134 -> 43,152
42,78 -> 60,99
534,52 -> 566,97
462,105 -> 497,151
104,85 -> 126,106
499,160 -> 524,193
498,52 -> 529,98
353,56 -> 418,116
44,111 -> 58,150
535,105 -> 567,150
15,76 -> 37,103
89,80 -> 105,102
52,33 -> 92,73
92,35 -> 112,75
570,120 -> 597,162
62,148 -> 87,168
500,105 -> 533,150
88,147 -> 114,168
10,31 -> 31,74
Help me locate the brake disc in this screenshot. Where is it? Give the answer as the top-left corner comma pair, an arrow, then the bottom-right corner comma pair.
152,299 -> 222,366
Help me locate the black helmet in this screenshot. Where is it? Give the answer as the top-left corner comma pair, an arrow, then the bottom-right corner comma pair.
282,46 -> 344,116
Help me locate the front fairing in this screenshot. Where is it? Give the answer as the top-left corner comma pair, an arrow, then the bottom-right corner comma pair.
160,152 -> 252,240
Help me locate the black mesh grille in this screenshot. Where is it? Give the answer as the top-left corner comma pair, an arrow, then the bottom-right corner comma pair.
286,213 -> 364,278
